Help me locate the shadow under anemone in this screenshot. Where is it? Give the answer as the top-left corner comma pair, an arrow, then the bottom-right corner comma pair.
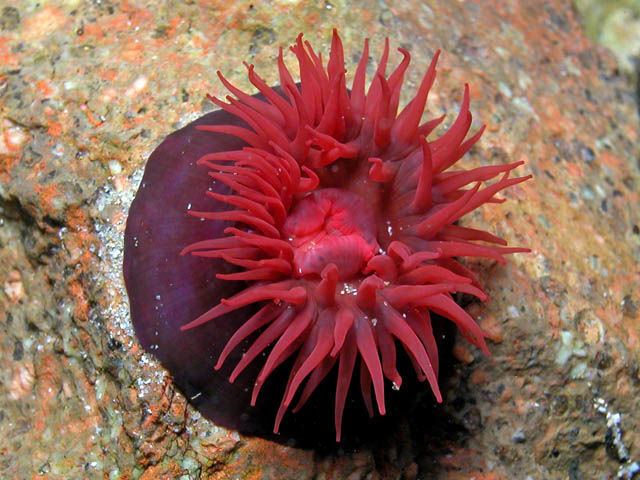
123,31 -> 529,448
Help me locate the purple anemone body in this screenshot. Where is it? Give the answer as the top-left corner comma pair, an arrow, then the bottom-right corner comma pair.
123,110 -> 264,432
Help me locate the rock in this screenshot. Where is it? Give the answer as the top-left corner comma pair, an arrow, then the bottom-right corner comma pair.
0,0 -> 638,478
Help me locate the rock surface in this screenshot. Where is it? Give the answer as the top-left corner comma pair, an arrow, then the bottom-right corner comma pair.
1,1 -> 639,478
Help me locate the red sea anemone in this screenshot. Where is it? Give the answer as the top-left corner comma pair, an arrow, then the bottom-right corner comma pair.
124,30 -> 530,443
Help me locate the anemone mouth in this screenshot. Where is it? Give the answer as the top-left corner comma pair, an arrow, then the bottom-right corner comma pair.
168,30 -> 531,442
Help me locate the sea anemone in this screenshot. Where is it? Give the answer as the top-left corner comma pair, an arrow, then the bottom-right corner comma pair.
124,30 -> 530,442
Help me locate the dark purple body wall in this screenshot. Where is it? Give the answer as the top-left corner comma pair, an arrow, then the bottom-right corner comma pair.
123,109 -> 277,433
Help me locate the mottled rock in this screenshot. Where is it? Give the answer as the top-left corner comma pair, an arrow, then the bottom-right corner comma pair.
0,1 -> 638,479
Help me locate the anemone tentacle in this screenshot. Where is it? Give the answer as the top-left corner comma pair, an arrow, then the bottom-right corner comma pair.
181,30 -> 530,441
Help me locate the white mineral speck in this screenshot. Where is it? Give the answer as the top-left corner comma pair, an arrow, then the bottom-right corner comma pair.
507,305 -> 520,318
108,160 -> 122,175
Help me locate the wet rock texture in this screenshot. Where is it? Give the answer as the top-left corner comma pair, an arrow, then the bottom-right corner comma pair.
0,1 -> 638,478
